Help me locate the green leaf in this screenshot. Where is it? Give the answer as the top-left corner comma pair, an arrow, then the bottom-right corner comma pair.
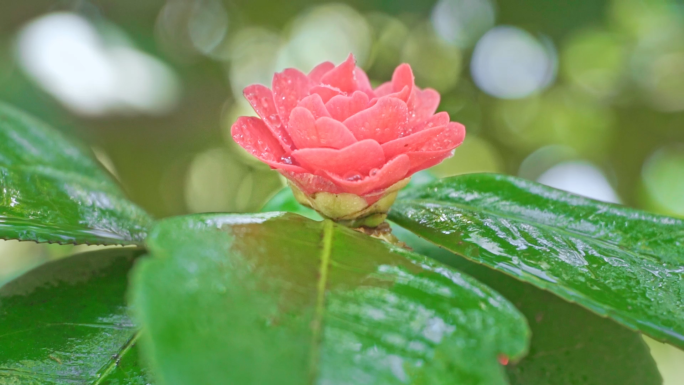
260,187 -> 321,220
395,226 -> 663,385
0,103 -> 153,245
389,173 -> 684,349
0,247 -> 150,384
131,213 -> 529,385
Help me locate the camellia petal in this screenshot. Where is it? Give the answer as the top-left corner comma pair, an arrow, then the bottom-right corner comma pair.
326,91 -> 369,122
310,85 -> 343,103
391,64 -> 414,102
325,154 -> 410,196
409,111 -> 450,134
355,67 -> 374,97
308,61 -> 335,84
405,149 -> 454,174
272,68 -> 310,126
422,122 -> 466,151
403,122 -> 465,174
381,85 -> 411,104
410,88 -> 440,122
292,139 -> 385,176
381,126 -> 448,159
279,170 -> 343,195
288,107 -> 356,149
231,116 -> 306,173
343,97 -> 409,143
374,82 -> 393,98
243,84 -> 294,152
314,117 -> 358,148
321,54 -> 357,94
233,58 -> 466,221
297,94 -> 330,119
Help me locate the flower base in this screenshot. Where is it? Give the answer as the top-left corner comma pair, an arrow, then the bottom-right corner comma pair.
288,178 -> 410,228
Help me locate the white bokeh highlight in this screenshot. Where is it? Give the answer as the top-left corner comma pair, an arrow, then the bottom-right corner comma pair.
471,26 -> 556,99
17,12 -> 180,116
537,160 -> 621,204
431,0 -> 496,49
275,4 -> 371,72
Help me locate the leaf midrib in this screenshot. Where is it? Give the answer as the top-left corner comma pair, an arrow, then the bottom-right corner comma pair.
92,330 -> 141,385
308,219 -> 333,384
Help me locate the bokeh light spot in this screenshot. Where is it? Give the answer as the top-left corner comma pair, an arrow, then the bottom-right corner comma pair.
561,28 -> 627,99
471,26 -> 556,99
401,22 -> 462,92
642,145 -> 684,216
227,28 -> 282,101
17,12 -> 180,116
276,4 -> 371,72
431,0 -> 496,49
537,161 -> 621,203
429,136 -> 503,177
188,0 -> 230,56
493,87 -> 615,154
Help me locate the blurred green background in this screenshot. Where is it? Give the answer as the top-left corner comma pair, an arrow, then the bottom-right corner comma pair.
0,0 -> 683,381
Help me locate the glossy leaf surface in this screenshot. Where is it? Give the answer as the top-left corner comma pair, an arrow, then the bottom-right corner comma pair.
0,248 -> 148,384
390,173 -> 684,348
396,226 -> 663,385
131,213 -> 529,385
0,103 -> 152,245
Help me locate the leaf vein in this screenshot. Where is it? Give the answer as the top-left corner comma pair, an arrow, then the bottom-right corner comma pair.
308,220 -> 333,384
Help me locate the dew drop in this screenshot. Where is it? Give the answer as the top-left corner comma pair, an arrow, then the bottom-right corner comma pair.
280,156 -> 293,165
344,171 -> 363,181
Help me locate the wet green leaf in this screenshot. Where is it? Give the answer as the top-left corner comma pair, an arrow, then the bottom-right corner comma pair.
0,103 -> 153,245
131,213 -> 529,385
0,247 -> 149,384
390,173 -> 684,349
396,226 -> 663,385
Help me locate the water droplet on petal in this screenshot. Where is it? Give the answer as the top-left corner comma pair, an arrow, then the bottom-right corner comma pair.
344,171 -> 363,181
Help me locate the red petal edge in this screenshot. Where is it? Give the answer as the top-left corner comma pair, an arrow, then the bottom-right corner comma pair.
410,88 -> 440,122
321,53 -> 357,94
243,84 -> 295,152
343,97 -> 409,143
309,61 -> 335,84
288,107 -> 356,149
272,68 -> 311,126
381,126 -> 448,159
231,116 -> 306,173
325,154 -> 410,195
325,91 -> 370,122
291,139 -> 385,176
297,94 -> 331,119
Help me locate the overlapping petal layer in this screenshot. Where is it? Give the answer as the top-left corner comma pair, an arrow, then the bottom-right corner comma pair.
232,54 -> 466,214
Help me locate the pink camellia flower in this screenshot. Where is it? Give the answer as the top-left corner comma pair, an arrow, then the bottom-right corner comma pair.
232,54 -> 465,226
